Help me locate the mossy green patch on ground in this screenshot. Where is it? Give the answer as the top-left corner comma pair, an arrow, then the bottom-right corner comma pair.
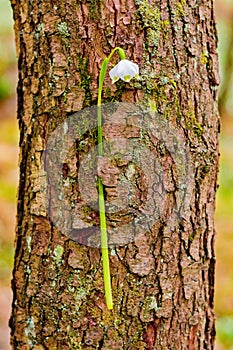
215,134 -> 233,330
0,179 -> 17,202
0,240 -> 14,284
216,316 -> 233,349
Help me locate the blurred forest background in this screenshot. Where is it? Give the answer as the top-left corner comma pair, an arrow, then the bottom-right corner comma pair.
0,0 -> 233,349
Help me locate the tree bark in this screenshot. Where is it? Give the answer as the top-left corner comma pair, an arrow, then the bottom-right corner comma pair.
10,0 -> 219,349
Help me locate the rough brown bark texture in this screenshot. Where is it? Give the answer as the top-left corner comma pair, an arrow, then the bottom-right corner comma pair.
10,0 -> 219,349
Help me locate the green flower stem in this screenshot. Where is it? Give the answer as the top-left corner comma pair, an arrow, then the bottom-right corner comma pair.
97,47 -> 126,310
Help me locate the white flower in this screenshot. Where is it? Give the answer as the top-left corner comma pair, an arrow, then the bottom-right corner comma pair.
109,59 -> 139,84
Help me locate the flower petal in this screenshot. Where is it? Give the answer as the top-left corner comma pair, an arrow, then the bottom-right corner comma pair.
109,65 -> 119,82
109,59 -> 139,83
117,60 -> 139,81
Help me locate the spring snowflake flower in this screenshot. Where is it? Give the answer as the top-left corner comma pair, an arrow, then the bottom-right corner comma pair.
109,59 -> 139,83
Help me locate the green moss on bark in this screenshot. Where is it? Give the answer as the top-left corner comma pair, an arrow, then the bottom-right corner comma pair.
77,54 -> 93,107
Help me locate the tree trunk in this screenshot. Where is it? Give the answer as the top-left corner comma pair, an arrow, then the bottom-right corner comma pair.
10,0 -> 219,349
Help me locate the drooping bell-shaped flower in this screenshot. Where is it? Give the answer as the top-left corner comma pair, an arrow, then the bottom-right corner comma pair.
109,59 -> 139,83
